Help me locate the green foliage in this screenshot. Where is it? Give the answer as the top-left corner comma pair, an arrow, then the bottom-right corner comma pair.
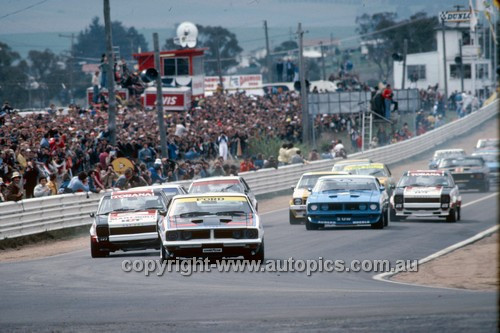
74,17 -> 148,61
0,42 -> 29,107
356,12 -> 438,82
274,40 -> 298,53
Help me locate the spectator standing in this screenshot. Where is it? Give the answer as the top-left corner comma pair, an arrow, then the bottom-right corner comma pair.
217,132 -> 229,161
47,174 -> 58,195
92,70 -> 100,104
382,84 -> 393,119
5,172 -> 23,201
33,176 -> 51,197
23,160 -> 39,198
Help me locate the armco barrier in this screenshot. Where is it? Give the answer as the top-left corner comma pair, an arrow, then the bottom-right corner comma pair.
0,100 -> 497,240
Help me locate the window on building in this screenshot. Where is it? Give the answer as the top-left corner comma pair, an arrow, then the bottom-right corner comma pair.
407,65 -> 426,81
192,56 -> 204,75
462,30 -> 472,45
163,57 -> 190,76
450,64 -> 472,79
475,63 -> 489,79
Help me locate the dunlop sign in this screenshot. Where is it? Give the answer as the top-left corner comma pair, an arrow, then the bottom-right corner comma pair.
439,11 -> 472,23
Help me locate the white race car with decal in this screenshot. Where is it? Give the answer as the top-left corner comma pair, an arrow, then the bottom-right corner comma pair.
158,193 -> 264,261
89,189 -> 171,257
390,170 -> 461,222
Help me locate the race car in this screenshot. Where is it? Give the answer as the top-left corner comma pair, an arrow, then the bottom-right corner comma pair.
158,193 -> 264,261
437,156 -> 490,192
289,171 -> 348,224
390,170 -> 461,222
305,175 -> 389,230
89,189 -> 171,257
428,149 -> 466,169
343,163 -> 395,196
332,159 -> 372,172
476,138 -> 499,150
188,176 -> 258,210
472,149 -> 499,183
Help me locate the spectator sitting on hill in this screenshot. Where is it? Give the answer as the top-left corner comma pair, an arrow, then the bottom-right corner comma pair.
34,176 -> 52,197
67,172 -> 90,193
290,150 -> 305,164
240,157 -> 256,172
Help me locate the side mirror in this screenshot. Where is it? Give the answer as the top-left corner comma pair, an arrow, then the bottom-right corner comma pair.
307,187 -> 313,192
390,184 -> 395,189
89,212 -> 95,218
290,185 -> 295,190
379,186 -> 385,192
158,210 -> 167,217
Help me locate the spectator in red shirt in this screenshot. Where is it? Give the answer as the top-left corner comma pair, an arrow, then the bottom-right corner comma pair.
239,157 -> 255,172
382,84 -> 393,119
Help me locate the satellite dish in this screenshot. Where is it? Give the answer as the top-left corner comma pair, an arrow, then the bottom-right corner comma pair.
174,22 -> 198,48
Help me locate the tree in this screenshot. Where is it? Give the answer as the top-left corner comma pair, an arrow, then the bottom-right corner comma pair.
356,12 -> 438,82
164,25 -> 243,75
74,17 -> 148,61
0,42 -> 29,108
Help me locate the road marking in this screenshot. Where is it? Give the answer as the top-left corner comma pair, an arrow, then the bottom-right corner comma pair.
374,192 -> 499,290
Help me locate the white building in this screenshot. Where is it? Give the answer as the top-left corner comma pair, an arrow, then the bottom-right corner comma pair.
393,10 -> 494,98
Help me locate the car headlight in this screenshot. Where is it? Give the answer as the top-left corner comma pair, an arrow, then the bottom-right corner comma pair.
369,204 -> 378,210
181,231 -> 192,240
441,203 -> 449,209
395,204 -> 403,209
293,198 -> 303,205
320,204 -> 329,211
232,230 -> 242,239
244,229 -> 258,239
440,195 -> 450,203
394,195 -> 403,204
166,231 -> 179,241
359,204 -> 367,210
310,204 -> 318,211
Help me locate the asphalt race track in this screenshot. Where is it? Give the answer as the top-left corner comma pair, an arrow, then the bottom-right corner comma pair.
1,117 -> 499,332
0,186 -> 497,332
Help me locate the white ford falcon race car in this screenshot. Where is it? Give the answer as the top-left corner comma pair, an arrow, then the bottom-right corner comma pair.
390,170 -> 461,222
158,193 -> 264,261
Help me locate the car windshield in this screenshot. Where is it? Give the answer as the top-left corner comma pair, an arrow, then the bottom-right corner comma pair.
398,175 -> 450,187
314,178 -> 377,192
297,175 -> 324,189
169,196 -> 253,217
472,152 -> 498,162
346,167 -> 388,177
98,194 -> 164,215
433,151 -> 465,160
189,181 -> 244,194
332,162 -> 369,171
162,187 -> 181,194
439,158 -> 484,168
477,140 -> 499,149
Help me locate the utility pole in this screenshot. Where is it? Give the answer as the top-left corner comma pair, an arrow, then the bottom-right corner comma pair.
103,0 -> 116,145
153,33 -> 168,159
459,38 -> 464,92
297,23 -> 309,145
59,33 -> 75,103
441,19 -> 449,98
216,38 -> 224,91
264,20 -> 272,83
401,38 -> 408,89
320,41 -> 326,81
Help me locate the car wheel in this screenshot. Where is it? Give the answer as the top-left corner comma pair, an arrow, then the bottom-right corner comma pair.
160,245 -> 169,262
305,219 -> 319,230
390,208 -> 402,222
289,210 -> 302,225
90,239 -> 108,258
446,208 -> 457,223
457,206 -> 461,221
371,214 -> 385,229
384,209 -> 389,227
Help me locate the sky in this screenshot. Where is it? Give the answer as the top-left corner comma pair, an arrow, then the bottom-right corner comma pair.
0,0 -> 468,57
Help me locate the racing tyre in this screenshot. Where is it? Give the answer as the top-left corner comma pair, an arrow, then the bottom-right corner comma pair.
390,208 -> 402,222
384,209 -> 389,227
371,214 -> 385,229
457,207 -> 461,221
244,241 -> 265,262
305,219 -> 319,230
446,208 -> 458,223
289,210 -> 302,225
160,245 -> 170,262
90,239 -> 109,258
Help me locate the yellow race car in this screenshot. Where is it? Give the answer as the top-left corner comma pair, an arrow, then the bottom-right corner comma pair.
331,159 -> 372,171
344,163 -> 395,195
289,171 -> 348,224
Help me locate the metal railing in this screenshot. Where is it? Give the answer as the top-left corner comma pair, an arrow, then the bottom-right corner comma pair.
0,100 -> 497,241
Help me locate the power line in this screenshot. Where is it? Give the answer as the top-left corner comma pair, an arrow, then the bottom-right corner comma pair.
0,0 -> 50,20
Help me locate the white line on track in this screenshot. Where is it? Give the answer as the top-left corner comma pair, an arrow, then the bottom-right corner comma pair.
373,192 -> 499,290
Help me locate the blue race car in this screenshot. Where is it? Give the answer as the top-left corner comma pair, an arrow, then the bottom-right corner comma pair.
305,175 -> 389,230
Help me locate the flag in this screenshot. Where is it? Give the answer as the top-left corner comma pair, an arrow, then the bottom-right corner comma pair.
469,0 -> 478,32
484,1 -> 498,44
